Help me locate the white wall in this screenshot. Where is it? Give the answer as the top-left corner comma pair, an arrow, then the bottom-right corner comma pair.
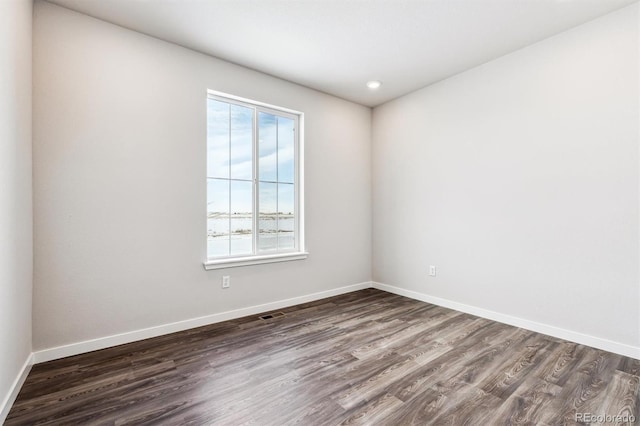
373,4 -> 640,351
31,0 -> 640,360
0,0 -> 33,419
32,2 -> 371,351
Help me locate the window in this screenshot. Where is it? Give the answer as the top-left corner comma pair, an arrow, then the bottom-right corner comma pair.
204,91 -> 306,269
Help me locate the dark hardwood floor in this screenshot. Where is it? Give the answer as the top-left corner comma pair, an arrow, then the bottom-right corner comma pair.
6,288 -> 639,425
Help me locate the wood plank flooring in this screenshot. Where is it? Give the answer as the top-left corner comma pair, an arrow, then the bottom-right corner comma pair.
6,288 -> 640,425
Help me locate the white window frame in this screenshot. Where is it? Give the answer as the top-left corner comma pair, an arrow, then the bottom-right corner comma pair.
204,90 -> 307,270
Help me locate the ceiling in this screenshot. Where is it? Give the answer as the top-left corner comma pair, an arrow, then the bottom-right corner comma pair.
46,0 -> 638,107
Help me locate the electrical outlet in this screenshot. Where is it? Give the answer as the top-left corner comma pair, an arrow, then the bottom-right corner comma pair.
222,275 -> 230,289
429,265 -> 436,277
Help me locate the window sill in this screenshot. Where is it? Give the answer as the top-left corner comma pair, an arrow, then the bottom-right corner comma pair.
203,252 -> 309,270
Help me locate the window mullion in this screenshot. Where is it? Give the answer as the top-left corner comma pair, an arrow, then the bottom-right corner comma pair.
227,104 -> 232,257
253,107 -> 259,256
294,123 -> 298,251
275,116 -> 279,252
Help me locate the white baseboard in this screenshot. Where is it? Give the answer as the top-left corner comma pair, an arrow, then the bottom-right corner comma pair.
33,281 -> 373,364
0,353 -> 33,424
372,282 -> 640,360
30,279 -> 639,366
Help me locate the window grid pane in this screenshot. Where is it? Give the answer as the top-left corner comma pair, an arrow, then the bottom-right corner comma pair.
258,182 -> 277,252
259,112 -> 277,182
207,178 -> 230,258
230,104 -> 253,180
207,100 -> 230,179
277,117 -> 295,184
278,183 -> 295,250
230,180 -> 253,256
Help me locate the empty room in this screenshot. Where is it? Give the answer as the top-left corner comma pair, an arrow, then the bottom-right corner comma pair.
1,0 -> 639,424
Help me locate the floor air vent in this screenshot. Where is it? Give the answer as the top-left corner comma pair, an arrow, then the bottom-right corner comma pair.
260,312 -> 285,320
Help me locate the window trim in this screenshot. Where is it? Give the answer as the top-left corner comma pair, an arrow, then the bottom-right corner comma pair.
203,90 -> 306,269
203,251 -> 309,270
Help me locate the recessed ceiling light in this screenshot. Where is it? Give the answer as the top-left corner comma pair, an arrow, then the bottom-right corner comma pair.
366,80 -> 382,90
